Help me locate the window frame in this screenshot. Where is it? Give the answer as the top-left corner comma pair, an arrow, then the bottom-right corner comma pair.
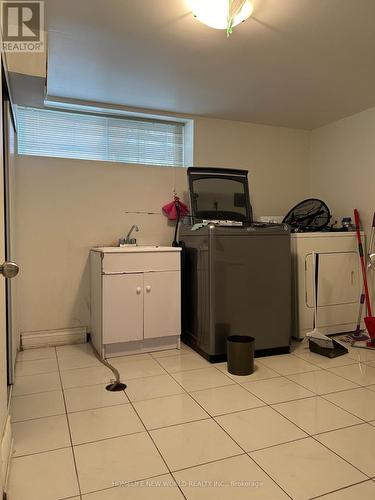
16,105 -> 193,168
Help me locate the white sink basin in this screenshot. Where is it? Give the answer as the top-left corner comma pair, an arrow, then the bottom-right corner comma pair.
92,246 -> 181,253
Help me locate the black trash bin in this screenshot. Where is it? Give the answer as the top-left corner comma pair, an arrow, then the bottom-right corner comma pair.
227,335 -> 255,376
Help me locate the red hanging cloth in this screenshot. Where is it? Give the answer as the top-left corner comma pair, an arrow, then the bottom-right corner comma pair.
162,196 -> 189,221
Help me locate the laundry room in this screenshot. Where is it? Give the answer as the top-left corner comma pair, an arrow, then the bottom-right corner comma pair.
2,1 -> 375,500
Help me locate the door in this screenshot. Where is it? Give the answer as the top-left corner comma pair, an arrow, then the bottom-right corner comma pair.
0,56 -> 19,494
305,251 -> 360,328
4,95 -> 16,384
103,274 -> 143,344
0,63 -> 7,493
144,271 -> 181,339
306,252 -> 360,307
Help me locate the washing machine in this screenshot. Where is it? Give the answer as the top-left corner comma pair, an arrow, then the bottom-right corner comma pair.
180,167 -> 292,362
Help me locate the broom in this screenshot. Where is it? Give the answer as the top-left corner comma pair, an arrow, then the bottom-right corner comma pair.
348,212 -> 375,342
354,209 -> 375,346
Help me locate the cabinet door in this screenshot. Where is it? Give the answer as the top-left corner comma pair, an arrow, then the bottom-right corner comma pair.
102,274 -> 143,344
306,252 -> 359,307
144,271 -> 181,340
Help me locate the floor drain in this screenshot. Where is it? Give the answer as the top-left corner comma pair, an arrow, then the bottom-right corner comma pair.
106,382 -> 127,392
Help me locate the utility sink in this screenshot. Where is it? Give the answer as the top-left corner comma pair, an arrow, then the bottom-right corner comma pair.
92,246 -> 181,253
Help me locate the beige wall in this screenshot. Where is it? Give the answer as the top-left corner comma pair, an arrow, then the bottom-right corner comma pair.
309,106 -> 375,299
15,116 -> 310,335
310,105 -> 375,234
194,118 -> 310,218
16,104 -> 375,337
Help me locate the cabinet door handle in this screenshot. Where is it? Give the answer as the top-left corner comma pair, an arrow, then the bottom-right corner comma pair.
146,285 -> 151,293
136,287 -> 142,294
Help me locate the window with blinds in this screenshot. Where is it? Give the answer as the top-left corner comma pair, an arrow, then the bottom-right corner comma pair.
16,106 -> 185,167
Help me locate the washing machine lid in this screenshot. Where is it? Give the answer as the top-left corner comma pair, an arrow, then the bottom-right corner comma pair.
187,167 -> 253,224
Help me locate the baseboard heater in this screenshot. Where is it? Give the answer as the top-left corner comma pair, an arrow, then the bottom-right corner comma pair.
20,327 -> 87,349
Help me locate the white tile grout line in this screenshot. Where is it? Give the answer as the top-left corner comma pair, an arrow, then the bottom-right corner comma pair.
318,390 -> 375,422
68,354 -> 192,500
12,347 -> 375,390
16,348 -> 58,359
64,401 -> 130,416
57,344 -> 189,500
243,408 -> 372,489
149,354 -> 294,500
47,346 -> 290,498
117,405 -> 189,500
256,366 -> 375,423
11,387 -> 64,397
9,342 -> 375,499
309,479 -> 374,499
234,351 -> 375,405
226,357 -> 375,482
11,411 -> 67,424
10,350 -> 375,415
72,470 -> 190,499
14,370 -> 60,378
11,444 -> 72,460
71,429 -> 148,449
54,347 -> 84,500
12,364 -> 221,399
166,351 -> 375,494
103,356 -> 190,498
240,384 -> 375,486
246,416 -> 374,492
57,495 -> 82,500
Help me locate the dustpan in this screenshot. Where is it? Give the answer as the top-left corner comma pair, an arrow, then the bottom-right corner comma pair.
309,338 -> 348,358
365,317 -> 375,339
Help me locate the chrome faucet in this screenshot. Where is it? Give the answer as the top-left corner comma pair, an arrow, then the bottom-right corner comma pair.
119,225 -> 139,246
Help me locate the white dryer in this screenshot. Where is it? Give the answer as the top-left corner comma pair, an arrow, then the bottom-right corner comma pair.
291,232 -> 363,339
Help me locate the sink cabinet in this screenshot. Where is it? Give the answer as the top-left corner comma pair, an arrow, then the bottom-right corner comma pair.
90,247 -> 181,357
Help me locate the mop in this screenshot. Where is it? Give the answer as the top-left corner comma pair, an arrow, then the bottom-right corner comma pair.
353,209 -> 375,347
344,212 -> 375,343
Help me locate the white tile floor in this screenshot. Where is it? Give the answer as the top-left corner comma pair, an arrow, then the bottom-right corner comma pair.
6,341 -> 375,499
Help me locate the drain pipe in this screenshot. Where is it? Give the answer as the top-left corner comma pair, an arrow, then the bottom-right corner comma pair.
88,336 -> 127,392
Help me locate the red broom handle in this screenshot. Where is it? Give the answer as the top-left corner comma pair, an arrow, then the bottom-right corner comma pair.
354,209 -> 373,317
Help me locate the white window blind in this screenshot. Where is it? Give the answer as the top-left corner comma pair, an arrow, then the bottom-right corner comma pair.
17,106 -> 185,167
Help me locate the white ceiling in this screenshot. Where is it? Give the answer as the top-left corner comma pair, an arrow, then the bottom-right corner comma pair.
45,0 -> 375,130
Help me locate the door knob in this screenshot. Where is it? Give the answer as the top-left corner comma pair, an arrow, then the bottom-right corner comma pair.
136,287 -> 141,294
146,286 -> 151,293
0,261 -> 19,279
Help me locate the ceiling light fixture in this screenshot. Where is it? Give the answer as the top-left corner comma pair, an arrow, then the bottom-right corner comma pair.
187,0 -> 254,36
